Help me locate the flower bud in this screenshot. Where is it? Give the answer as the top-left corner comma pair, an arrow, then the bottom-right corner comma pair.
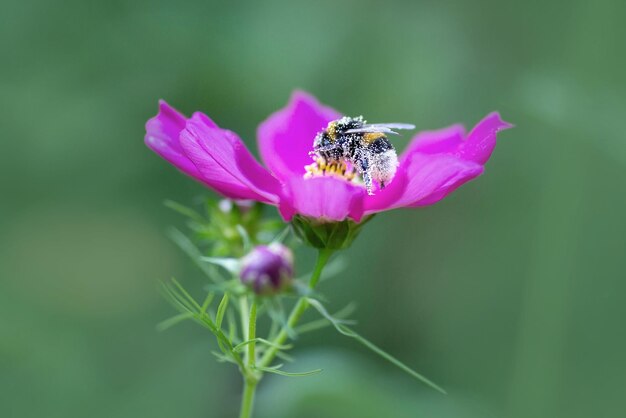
240,244 -> 294,295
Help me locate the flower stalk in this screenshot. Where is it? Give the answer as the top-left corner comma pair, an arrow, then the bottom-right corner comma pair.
239,299 -> 259,418
247,300 -> 257,370
239,379 -> 257,418
259,248 -> 333,368
238,248 -> 333,418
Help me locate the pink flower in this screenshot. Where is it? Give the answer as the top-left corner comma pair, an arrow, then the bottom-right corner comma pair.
145,91 -> 512,223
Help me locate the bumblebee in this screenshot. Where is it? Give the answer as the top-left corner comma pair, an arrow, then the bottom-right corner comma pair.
307,116 -> 414,195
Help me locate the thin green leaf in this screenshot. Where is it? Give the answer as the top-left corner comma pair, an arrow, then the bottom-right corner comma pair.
216,293 -> 230,329
295,303 -> 357,334
168,228 -> 223,283
307,298 -> 446,394
274,350 -> 295,363
235,225 -> 251,252
156,312 -> 194,331
200,292 -> 215,316
171,278 -> 202,311
267,314 -> 280,341
164,200 -> 206,224
194,314 -> 237,360
160,281 -> 195,314
203,280 -> 244,295
232,338 -> 292,353
160,282 -> 245,371
201,256 -> 240,275
253,365 -> 322,377
271,226 -> 291,245
211,351 -> 237,364
265,297 -> 296,340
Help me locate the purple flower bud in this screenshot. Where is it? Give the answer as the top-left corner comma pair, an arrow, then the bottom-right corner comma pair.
240,244 -> 293,295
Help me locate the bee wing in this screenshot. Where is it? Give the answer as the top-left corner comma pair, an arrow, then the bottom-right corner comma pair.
363,123 -> 415,130
345,123 -> 415,135
344,126 -> 400,135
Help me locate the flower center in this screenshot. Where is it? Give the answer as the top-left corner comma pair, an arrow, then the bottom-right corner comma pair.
304,156 -> 359,183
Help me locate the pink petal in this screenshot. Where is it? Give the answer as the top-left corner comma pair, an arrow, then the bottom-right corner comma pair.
364,152 -> 484,213
179,114 -> 281,203
364,112 -> 511,213
145,100 -> 203,180
402,112 -> 512,164
278,177 -> 365,222
257,91 -> 342,182
407,159 -> 484,207
461,112 -> 513,164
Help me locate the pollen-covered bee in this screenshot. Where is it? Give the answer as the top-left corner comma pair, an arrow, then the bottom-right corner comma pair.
308,116 -> 415,195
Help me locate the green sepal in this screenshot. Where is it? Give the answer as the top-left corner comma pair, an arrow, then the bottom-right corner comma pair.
291,214 -> 375,250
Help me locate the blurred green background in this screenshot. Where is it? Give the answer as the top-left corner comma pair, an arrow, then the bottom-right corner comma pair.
1,0 -> 625,417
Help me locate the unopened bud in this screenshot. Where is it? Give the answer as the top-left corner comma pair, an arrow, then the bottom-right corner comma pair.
240,244 -> 293,295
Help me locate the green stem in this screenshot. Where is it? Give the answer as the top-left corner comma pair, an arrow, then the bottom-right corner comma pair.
248,300 -> 257,368
307,248 -> 333,290
239,299 -> 259,418
239,379 -> 257,418
258,248 -> 333,368
237,249 -> 333,418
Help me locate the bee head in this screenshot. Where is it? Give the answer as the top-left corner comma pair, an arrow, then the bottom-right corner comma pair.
329,116 -> 365,136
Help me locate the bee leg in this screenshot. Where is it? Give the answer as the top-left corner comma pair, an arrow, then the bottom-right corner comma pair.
358,157 -> 374,195
380,181 -> 386,189
363,173 -> 374,195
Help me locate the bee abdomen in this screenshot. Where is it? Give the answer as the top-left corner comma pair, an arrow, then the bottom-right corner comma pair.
370,147 -> 398,188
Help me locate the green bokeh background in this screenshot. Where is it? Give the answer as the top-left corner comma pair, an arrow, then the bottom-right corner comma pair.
1,1 -> 625,417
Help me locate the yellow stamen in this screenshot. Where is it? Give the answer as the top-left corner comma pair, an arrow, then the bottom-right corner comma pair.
304,156 -> 358,183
